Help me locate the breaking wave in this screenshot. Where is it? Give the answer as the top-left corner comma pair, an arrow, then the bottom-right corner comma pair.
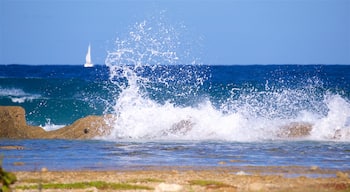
101,19 -> 350,142
0,86 -> 41,103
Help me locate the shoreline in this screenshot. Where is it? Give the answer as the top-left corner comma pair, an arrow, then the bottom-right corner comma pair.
11,165 -> 350,175
2,106 -> 350,191
12,166 -> 350,192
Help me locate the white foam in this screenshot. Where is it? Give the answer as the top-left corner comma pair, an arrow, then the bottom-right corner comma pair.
40,119 -> 66,131
0,87 -> 26,96
0,87 -> 41,103
102,19 -> 350,142
311,95 -> 350,141
102,89 -> 350,141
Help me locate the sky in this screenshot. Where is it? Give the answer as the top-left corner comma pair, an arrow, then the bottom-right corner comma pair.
0,0 -> 349,65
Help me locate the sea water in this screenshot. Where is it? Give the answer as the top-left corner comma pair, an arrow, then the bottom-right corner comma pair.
1,19 -> 350,171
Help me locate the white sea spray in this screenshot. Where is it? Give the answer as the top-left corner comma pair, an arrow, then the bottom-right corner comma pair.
103,19 -> 350,142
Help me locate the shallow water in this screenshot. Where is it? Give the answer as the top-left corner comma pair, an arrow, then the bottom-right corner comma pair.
1,139 -> 349,171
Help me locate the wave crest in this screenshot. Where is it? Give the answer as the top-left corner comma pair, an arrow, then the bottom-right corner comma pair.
0,87 -> 41,103
102,19 -> 350,142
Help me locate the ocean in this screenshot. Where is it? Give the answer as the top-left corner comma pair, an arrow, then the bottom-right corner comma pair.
1,64 -> 350,171
1,20 -> 350,172
1,64 -> 350,140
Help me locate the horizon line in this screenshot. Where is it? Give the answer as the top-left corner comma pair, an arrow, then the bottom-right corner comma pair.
1,63 -> 350,66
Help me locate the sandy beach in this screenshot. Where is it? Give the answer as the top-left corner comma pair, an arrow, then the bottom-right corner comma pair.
11,166 -> 350,192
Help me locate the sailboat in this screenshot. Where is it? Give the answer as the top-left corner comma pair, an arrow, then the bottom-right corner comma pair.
84,44 -> 94,68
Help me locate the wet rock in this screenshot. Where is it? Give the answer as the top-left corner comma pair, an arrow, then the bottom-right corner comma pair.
332,129 -> 350,140
46,115 -> 113,139
230,159 -> 244,163
277,122 -> 313,138
218,161 -> 227,165
310,165 -> 319,171
0,146 -> 24,150
13,162 -> 24,166
161,119 -> 194,136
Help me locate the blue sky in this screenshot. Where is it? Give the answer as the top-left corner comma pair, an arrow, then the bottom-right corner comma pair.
0,0 -> 349,65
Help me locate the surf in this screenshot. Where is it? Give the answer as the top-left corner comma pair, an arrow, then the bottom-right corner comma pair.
0,86 -> 41,103
102,19 -> 350,142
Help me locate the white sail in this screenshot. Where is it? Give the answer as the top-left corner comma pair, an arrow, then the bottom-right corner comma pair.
84,44 -> 94,67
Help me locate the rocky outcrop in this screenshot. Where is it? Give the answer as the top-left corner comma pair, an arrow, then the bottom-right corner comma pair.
160,119 -> 194,136
46,115 -> 113,139
277,122 -> 313,138
0,106 -> 317,140
0,106 -> 46,139
0,106 -> 112,139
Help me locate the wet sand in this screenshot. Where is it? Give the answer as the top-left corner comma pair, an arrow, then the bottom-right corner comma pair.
13,166 -> 350,192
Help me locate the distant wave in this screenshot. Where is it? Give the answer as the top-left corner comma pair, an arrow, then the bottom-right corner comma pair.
0,86 -> 41,103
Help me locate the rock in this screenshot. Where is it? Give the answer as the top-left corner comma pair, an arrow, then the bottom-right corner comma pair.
0,106 -> 26,126
218,161 -> 227,165
236,171 -> 249,176
41,167 -> 48,172
0,106 -> 46,139
155,183 -> 183,192
46,115 -> 113,139
277,122 -> 313,138
336,171 -> 349,179
248,182 -> 265,191
161,119 -> 194,136
310,165 -> 318,171
0,146 -> 24,150
13,162 -> 24,166
230,159 -> 244,163
0,106 -> 114,139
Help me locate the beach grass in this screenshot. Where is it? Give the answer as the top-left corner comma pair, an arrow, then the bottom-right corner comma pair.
0,158 -> 17,192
